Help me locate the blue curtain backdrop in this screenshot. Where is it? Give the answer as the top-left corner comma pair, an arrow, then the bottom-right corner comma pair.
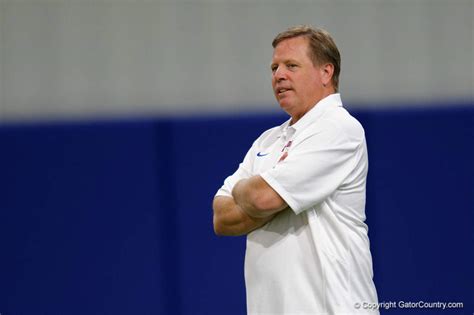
0,105 -> 472,315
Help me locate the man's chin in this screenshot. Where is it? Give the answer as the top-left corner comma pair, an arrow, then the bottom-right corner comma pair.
278,99 -> 292,110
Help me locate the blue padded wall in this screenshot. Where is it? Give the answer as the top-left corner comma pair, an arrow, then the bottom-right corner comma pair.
0,106 -> 472,314
355,107 -> 473,313
0,121 -> 170,314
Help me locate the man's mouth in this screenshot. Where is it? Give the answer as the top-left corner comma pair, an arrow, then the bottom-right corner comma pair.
277,88 -> 292,96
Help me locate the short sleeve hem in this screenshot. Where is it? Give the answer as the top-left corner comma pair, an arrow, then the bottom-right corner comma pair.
260,172 -> 305,215
215,189 -> 232,198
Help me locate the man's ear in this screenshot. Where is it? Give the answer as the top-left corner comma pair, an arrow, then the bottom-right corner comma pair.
320,63 -> 334,87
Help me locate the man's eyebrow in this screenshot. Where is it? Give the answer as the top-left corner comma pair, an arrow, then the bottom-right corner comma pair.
271,58 -> 299,65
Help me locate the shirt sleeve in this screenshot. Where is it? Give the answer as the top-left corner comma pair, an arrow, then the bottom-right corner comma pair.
215,141 -> 256,197
260,123 -> 364,214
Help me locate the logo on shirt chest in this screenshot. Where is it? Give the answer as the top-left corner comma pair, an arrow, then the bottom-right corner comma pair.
278,140 -> 292,163
257,152 -> 270,157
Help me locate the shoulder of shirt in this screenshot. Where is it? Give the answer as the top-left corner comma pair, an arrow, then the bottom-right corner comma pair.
311,106 -> 366,143
252,124 -> 285,146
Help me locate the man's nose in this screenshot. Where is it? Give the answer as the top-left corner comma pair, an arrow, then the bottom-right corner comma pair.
273,67 -> 287,82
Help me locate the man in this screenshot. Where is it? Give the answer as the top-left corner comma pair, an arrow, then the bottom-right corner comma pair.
213,26 -> 378,315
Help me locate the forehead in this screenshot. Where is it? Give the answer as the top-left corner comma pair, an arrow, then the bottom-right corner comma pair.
272,36 -> 311,62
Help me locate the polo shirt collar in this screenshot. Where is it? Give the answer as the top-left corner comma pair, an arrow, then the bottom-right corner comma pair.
279,93 -> 342,140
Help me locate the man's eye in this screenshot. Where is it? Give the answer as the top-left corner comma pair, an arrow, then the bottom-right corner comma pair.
288,64 -> 297,69
271,66 -> 278,72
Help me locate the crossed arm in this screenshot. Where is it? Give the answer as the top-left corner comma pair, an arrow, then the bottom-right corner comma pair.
213,175 -> 288,236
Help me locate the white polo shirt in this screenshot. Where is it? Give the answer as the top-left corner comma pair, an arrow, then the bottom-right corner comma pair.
216,94 -> 378,315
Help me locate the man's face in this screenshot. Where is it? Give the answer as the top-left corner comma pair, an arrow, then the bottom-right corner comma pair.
271,36 -> 325,122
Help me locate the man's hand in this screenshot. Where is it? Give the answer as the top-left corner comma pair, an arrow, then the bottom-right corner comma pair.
232,175 -> 287,218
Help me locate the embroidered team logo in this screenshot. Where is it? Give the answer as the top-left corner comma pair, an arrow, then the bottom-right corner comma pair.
278,140 -> 292,163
